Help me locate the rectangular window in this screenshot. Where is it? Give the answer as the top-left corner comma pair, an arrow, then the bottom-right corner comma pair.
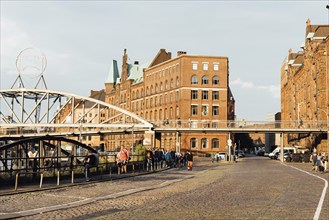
176,91 -> 179,100
192,63 -> 198,70
165,94 -> 168,103
214,64 -> 219,71
170,93 -> 173,103
159,95 -> 162,105
191,90 -> 198,99
150,98 -> 153,108
202,105 -> 208,116
213,91 -> 219,100
191,105 -> 198,115
202,91 -> 208,100
213,106 -> 219,116
203,63 -> 208,70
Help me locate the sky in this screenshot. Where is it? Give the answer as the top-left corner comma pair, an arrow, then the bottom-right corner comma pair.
1,0 -> 328,121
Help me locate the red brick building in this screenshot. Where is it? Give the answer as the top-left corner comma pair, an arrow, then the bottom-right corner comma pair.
281,19 -> 329,153
104,49 -> 235,153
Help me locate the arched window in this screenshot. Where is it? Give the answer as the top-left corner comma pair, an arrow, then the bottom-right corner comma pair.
141,89 -> 144,97
160,82 -> 163,91
132,91 -> 135,100
146,87 -> 149,96
165,80 -> 169,90
213,76 -> 219,85
159,109 -> 163,120
154,110 -> 157,121
212,138 -> 219,148
136,90 -> 139,98
150,110 -> 153,120
201,138 -> 208,148
202,76 -> 209,85
150,85 -> 154,94
191,75 -> 198,84
190,138 -> 197,149
155,83 -> 158,93
176,76 -> 180,86
170,79 -> 174,88
145,111 -> 148,120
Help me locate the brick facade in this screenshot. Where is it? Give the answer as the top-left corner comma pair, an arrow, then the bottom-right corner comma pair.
281,19 -> 329,153
104,49 -> 235,153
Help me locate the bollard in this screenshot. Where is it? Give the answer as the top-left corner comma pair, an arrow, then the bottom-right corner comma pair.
40,173 -> 44,188
325,161 -> 328,172
14,173 -> 19,191
57,171 -> 60,186
71,170 -> 74,184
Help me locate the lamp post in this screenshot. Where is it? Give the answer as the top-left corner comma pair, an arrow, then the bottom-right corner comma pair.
324,4 -> 329,158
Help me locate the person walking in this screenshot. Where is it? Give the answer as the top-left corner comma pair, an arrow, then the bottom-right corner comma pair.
187,151 -> 193,171
116,145 -> 129,174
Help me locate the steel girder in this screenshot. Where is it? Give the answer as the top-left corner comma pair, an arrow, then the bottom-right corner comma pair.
0,88 -> 153,136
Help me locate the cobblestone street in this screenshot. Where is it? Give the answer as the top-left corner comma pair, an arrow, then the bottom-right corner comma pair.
1,156 -> 328,220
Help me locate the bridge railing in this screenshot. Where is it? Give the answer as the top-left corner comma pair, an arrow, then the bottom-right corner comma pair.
151,120 -> 328,130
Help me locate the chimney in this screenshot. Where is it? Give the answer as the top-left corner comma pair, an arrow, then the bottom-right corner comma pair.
177,51 -> 187,56
134,61 -> 139,65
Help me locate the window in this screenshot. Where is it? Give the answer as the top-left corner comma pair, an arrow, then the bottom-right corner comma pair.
176,106 -> 179,116
202,76 -> 209,84
192,63 -> 198,70
213,106 -> 219,116
165,94 -> 168,103
170,107 -> 173,117
191,90 -> 198,99
150,98 -> 153,108
214,64 -> 219,71
151,85 -> 154,94
146,87 -> 149,96
191,105 -> 198,115
89,113 -> 92,117
176,77 -> 180,86
202,105 -> 208,116
171,79 -> 174,88
190,138 -> 197,148
213,91 -> 219,100
191,75 -> 198,84
159,95 -> 162,105
176,91 -> 179,100
212,138 -> 219,148
155,97 -> 157,107
202,91 -> 208,100
170,93 -> 173,103
155,84 -> 158,93
213,76 -> 219,85
203,63 -> 208,70
137,90 -> 139,98
160,82 -> 163,91
136,102 -> 139,111
165,80 -> 168,90
132,91 -> 135,100
145,99 -> 148,108
212,121 -> 218,128
201,138 -> 207,148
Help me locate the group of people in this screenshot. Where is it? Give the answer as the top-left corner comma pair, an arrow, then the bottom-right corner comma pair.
144,148 -> 194,171
83,146 -> 195,181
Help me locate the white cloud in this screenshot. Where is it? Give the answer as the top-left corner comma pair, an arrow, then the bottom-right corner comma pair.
230,77 -> 254,88
231,77 -> 280,98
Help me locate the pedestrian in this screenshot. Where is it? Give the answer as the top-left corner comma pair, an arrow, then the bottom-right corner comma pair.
310,149 -> 318,171
187,151 -> 193,171
84,150 -> 96,181
116,145 -> 129,174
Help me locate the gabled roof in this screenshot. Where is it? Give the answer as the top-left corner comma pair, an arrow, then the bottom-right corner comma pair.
127,62 -> 150,84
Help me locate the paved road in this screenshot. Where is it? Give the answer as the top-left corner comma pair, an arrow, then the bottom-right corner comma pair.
0,156 -> 328,220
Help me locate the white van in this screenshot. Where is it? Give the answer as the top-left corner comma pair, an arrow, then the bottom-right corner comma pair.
269,147 -> 296,159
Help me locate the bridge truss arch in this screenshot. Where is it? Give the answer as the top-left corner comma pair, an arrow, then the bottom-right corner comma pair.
0,88 -> 153,136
